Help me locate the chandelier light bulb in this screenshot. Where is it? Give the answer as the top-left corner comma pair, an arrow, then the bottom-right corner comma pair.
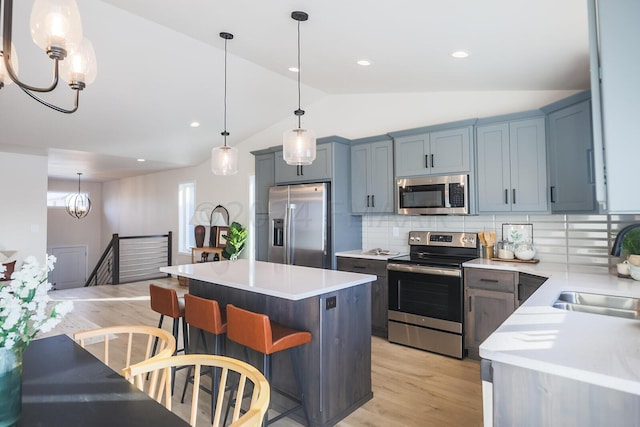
30,0 -> 83,54
60,38 -> 97,86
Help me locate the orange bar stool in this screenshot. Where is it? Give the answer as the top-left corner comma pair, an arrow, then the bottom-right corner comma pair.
149,284 -> 188,393
180,293 -> 227,423
226,304 -> 312,426
149,284 -> 188,355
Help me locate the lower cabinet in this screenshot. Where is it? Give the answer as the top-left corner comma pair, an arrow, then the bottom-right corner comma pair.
465,268 -> 547,359
464,268 -> 517,360
337,257 -> 388,337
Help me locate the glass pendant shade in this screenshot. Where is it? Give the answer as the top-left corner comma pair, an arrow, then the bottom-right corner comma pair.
30,0 -> 83,53
211,145 -> 238,176
283,128 -> 316,165
60,38 -> 97,85
65,193 -> 91,219
0,39 -> 19,86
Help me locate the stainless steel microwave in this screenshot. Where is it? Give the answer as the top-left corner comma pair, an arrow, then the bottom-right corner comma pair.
396,174 -> 469,215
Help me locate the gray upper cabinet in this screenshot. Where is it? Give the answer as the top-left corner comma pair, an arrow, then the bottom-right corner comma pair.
545,97 -> 596,213
254,153 -> 275,214
274,144 -> 332,184
394,126 -> 471,177
351,137 -> 394,214
476,117 -> 547,213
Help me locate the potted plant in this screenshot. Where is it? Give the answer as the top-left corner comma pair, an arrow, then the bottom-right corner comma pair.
623,228 -> 640,266
222,222 -> 248,260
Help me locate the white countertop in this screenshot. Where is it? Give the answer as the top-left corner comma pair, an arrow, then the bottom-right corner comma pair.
465,259 -> 640,395
161,259 -> 376,301
335,249 -> 405,261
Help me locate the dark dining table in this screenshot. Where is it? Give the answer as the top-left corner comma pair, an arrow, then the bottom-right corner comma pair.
17,334 -> 189,427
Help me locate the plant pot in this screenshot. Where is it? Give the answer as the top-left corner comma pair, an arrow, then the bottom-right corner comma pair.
0,346 -> 23,427
628,255 -> 640,267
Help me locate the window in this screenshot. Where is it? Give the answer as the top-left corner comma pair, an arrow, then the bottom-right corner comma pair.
47,191 -> 89,208
178,182 -> 196,253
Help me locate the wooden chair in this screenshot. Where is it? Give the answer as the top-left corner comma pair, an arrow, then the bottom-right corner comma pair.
122,354 -> 270,427
74,325 -> 176,372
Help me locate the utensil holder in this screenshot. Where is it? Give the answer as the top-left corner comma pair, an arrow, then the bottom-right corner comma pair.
484,245 -> 494,259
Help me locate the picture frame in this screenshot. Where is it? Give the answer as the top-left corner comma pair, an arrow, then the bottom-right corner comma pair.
502,223 -> 533,244
216,226 -> 229,248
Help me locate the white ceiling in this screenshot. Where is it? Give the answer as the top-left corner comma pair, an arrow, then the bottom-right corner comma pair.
0,0 -> 590,182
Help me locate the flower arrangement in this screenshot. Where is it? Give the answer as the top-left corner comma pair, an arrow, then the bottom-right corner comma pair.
0,255 -> 73,351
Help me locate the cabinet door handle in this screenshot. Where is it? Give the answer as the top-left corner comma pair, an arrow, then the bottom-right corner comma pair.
425,155 -> 429,168
504,189 -> 509,204
512,189 -> 516,204
431,154 -> 434,168
480,278 -> 499,283
296,165 -> 300,176
352,265 -> 367,270
517,283 -> 523,301
367,195 -> 370,207
468,295 -> 473,312
550,186 -> 556,203
372,195 -> 375,207
587,148 -> 595,184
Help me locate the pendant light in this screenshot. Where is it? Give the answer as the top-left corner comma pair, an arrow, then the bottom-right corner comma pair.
211,32 -> 238,176
66,172 -> 91,219
283,11 -> 316,166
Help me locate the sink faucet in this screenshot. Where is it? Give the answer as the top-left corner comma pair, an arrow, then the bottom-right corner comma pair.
611,223 -> 640,256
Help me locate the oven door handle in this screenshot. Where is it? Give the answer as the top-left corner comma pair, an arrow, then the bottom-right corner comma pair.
387,263 -> 461,277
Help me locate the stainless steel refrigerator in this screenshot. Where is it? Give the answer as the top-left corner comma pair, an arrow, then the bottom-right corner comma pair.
267,183 -> 331,268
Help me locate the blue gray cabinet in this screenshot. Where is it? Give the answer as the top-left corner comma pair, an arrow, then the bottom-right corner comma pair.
351,136 -> 394,214
476,117 -> 547,213
545,97 -> 596,213
254,153 -> 275,214
393,126 -> 471,177
274,144 -> 332,184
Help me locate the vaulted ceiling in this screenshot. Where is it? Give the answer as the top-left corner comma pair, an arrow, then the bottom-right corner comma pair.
0,0 -> 590,181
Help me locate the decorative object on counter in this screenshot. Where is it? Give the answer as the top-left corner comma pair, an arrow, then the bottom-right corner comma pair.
215,226 -> 229,248
283,11 -> 316,166
211,32 -> 239,176
496,241 -> 515,260
502,223 -> 533,244
478,231 -> 496,258
222,222 -> 247,260
490,257 -> 540,264
66,172 -> 91,219
514,241 -> 536,261
611,224 -> 640,259
630,264 -> 640,281
0,255 -> 73,426
1,0 -> 97,114
617,260 -> 631,277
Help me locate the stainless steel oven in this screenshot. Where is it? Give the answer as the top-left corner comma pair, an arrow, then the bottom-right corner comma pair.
387,231 -> 478,359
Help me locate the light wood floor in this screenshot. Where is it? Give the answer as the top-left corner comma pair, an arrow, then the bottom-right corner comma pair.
39,278 -> 483,427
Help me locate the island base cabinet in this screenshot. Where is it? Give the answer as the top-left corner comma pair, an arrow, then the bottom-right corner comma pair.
189,279 -> 373,427
485,360 -> 640,426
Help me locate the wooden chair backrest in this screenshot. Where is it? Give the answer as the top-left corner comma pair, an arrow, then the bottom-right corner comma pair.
74,325 -> 176,371
122,354 -> 270,427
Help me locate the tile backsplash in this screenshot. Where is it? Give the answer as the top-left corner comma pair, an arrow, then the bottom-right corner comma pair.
362,213 -> 640,274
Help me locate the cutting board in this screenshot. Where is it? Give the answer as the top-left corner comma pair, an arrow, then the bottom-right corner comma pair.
491,258 -> 540,264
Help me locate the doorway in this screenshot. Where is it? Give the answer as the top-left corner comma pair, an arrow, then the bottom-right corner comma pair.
49,246 -> 87,290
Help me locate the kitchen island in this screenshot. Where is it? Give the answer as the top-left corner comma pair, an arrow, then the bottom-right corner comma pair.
161,260 -> 376,427
465,259 -> 640,426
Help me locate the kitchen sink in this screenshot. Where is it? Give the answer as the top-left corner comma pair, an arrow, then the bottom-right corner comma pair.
552,291 -> 640,319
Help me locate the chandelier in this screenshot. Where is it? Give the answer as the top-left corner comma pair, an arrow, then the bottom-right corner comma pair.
66,172 -> 91,219
0,0 -> 97,114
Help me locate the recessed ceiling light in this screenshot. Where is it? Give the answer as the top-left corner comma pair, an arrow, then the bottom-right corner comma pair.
288,67 -> 299,73
137,158 -> 145,162
190,121 -> 200,128
357,60 -> 371,66
451,50 -> 470,59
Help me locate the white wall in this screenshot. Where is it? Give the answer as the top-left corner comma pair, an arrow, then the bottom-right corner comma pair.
47,178 -> 103,269
102,90 -> 580,264
0,152 -> 48,266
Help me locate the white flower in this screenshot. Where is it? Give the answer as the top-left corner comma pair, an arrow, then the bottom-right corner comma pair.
0,255 -> 73,350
